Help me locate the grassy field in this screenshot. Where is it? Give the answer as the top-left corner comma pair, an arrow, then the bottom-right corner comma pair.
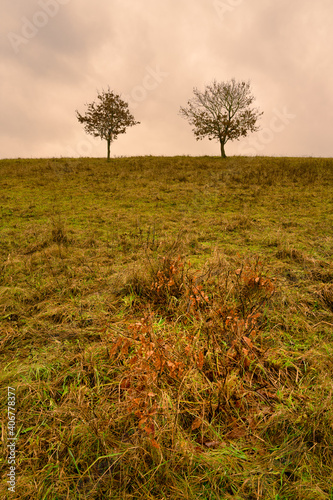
1,155 -> 333,499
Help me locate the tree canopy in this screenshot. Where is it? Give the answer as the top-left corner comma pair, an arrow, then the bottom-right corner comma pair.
179,79 -> 263,158
76,88 -> 140,160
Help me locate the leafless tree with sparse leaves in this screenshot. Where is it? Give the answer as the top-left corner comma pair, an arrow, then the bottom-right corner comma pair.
76,88 -> 140,160
180,79 -> 263,158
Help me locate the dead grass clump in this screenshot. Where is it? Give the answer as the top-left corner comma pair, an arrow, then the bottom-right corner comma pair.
307,268 -> 333,283
116,250 -> 210,317
276,247 -> 306,264
284,269 -> 300,283
50,216 -> 68,244
224,213 -> 253,232
232,260 -> 275,317
23,240 -> 49,255
318,284 -> 333,312
262,388 -> 333,478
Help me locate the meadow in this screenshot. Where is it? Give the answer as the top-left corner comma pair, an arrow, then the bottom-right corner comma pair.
0,155 -> 333,499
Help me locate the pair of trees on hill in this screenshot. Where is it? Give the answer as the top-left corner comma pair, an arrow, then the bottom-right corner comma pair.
76,79 -> 263,160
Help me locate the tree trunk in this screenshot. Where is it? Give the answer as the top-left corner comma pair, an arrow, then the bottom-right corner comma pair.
107,139 -> 111,161
220,140 -> 227,158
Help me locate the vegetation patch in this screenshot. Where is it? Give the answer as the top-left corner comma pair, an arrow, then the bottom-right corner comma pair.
0,156 -> 333,499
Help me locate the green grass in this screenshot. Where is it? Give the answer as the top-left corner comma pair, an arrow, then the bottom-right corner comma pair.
1,156 -> 333,499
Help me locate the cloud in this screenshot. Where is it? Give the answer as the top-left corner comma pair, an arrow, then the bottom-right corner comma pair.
1,0 -> 332,158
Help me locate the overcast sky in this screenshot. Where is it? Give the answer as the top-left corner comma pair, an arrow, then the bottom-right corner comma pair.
1,0 -> 332,159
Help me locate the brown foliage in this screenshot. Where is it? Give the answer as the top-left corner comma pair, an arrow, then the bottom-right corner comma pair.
105,256 -> 278,449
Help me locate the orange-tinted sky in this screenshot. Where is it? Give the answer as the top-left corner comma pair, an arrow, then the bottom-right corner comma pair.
1,0 -> 332,158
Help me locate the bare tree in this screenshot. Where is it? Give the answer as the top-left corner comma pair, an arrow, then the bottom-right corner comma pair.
179,79 -> 263,158
76,88 -> 140,160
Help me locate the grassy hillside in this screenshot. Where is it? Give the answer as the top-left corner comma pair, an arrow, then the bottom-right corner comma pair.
1,156 -> 333,499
